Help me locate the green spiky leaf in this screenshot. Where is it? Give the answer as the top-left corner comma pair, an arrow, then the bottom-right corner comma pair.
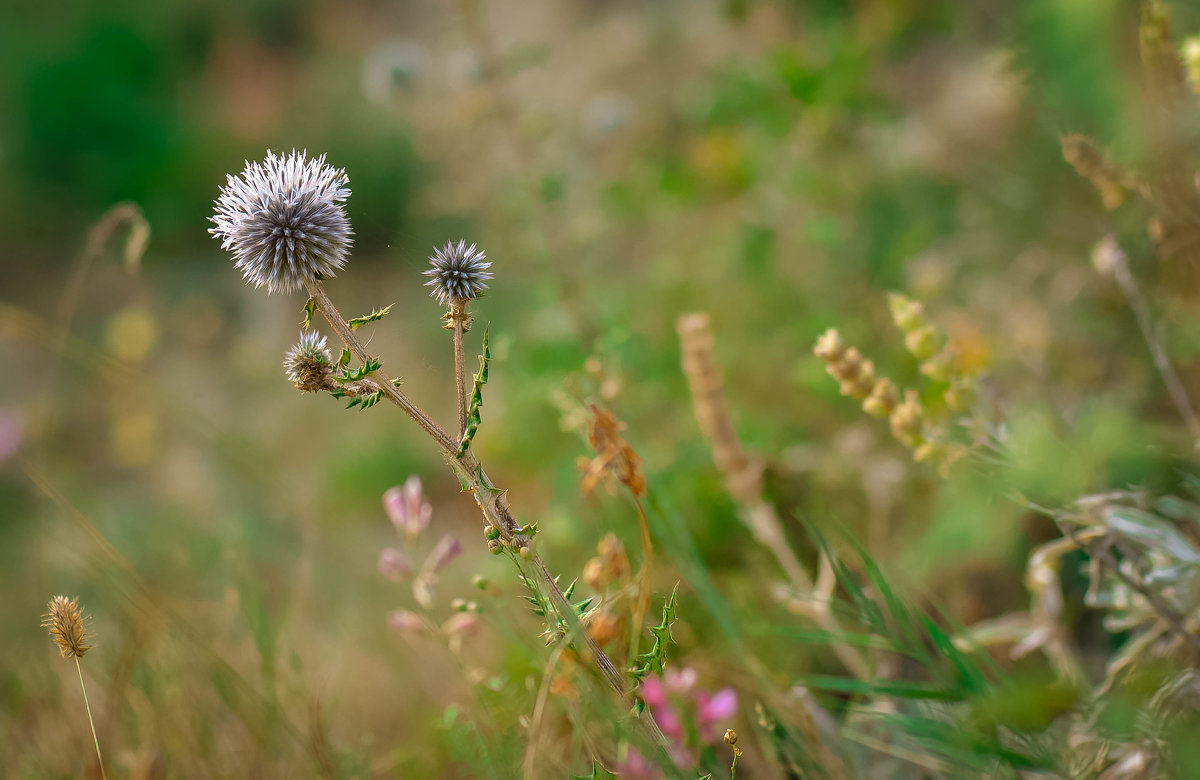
456,325 -> 491,457
301,297 -> 317,329
335,358 -> 381,383
348,303 -> 395,330
337,348 -> 351,368
631,584 -> 679,679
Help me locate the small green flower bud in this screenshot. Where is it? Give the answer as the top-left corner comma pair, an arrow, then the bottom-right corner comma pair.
904,325 -> 940,360
484,525 -> 500,541
887,293 -> 925,332
519,546 -> 532,559
919,352 -> 952,383
472,574 -> 490,590
451,598 -> 467,612
487,539 -> 503,555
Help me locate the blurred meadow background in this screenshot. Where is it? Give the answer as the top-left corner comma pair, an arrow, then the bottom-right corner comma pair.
6,0 -> 1200,777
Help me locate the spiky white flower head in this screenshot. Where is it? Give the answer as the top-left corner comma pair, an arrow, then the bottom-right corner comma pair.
423,240 -> 492,306
210,150 -> 353,294
284,330 -> 334,388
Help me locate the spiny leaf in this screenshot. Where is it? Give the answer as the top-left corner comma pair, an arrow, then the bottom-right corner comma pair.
348,303 -> 395,331
337,348 -> 351,368
631,584 -> 679,679
301,297 -> 317,329
344,389 -> 383,410
335,358 -> 381,383
457,325 -> 491,457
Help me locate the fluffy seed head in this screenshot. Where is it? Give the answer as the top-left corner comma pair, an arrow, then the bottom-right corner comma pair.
42,595 -> 92,660
210,150 -> 353,294
423,240 -> 492,305
284,330 -> 334,388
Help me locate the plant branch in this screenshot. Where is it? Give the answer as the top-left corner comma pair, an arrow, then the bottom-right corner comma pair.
302,279 -> 670,750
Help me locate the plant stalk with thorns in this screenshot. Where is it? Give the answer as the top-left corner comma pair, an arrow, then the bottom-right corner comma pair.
211,150 -> 670,758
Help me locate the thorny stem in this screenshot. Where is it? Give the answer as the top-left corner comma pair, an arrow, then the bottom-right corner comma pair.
1109,253 -> 1200,446
302,279 -> 670,751
75,658 -> 107,780
304,279 -> 457,452
450,298 -> 470,439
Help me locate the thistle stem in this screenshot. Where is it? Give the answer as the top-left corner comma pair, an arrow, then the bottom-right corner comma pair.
75,658 -> 107,780
303,279 -> 456,452
450,298 -> 469,439
301,279 -> 670,752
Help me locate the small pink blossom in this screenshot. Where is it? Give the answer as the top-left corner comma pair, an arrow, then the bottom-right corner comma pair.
383,475 -> 432,536
425,534 -> 462,572
442,612 -> 479,639
615,748 -> 661,779
664,667 -> 697,693
387,610 -> 423,636
377,547 -> 411,582
640,675 -> 667,708
696,687 -> 738,740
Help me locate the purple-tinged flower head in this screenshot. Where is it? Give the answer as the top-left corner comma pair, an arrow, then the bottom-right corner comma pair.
383,476 -> 432,537
423,240 -> 492,305
284,330 -> 333,388
425,534 -> 462,573
377,547 -> 411,582
210,149 -> 353,294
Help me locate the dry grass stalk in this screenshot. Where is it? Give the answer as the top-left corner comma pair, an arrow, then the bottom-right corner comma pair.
43,595 -> 107,780
678,314 -> 872,680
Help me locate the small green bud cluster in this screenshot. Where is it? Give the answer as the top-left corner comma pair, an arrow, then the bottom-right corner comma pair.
816,292 -> 983,474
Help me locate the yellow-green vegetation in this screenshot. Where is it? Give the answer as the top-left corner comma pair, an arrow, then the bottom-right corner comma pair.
6,1 -> 1200,778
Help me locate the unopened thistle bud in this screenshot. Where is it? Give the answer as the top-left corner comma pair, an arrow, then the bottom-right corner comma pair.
210,150 -> 353,294
284,330 -> 334,390
42,596 -> 92,660
424,240 -> 492,306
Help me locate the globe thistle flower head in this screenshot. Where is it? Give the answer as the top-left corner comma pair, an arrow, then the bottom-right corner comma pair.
210,149 -> 353,294
423,240 -> 492,305
284,330 -> 334,389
